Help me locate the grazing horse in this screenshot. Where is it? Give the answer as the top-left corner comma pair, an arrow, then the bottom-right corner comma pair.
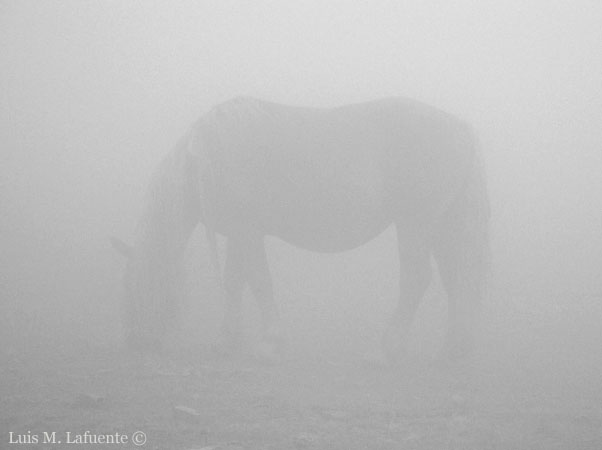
112,96 -> 490,363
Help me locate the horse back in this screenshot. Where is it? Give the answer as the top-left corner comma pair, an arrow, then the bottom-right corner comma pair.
192,97 -> 477,245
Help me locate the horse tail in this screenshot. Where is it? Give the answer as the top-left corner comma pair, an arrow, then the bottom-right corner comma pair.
429,131 -> 490,357
433,133 -> 491,306
460,137 -> 491,278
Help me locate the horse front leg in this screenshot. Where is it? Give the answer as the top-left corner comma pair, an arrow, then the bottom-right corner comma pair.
215,236 -> 285,360
245,237 -> 286,362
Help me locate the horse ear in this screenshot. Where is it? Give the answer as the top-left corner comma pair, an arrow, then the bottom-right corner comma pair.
110,236 -> 133,259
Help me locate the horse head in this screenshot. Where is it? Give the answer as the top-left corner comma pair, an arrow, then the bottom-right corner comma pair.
111,236 -> 185,352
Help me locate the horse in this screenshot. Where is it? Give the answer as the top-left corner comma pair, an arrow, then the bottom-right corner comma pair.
112,96 -> 490,363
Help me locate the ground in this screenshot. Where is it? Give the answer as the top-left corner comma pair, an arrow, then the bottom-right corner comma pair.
2,289 -> 602,450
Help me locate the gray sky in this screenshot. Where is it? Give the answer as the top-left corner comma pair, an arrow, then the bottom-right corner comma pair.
1,0 -> 601,319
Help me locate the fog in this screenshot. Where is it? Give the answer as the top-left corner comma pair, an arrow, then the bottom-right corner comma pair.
2,1 -> 602,448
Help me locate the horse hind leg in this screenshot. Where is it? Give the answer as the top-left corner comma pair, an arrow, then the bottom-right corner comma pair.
215,238 -> 246,356
433,175 -> 490,362
382,224 -> 433,364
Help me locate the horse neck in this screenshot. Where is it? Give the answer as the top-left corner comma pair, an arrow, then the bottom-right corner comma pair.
134,155 -> 200,263
134,217 -> 195,264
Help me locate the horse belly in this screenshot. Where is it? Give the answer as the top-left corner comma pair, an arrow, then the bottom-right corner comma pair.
214,149 -> 391,251
270,186 -> 390,252
265,154 -> 391,251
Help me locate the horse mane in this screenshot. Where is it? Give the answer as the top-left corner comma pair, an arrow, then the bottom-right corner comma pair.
469,137 -> 491,275
124,131 -> 203,341
134,132 -> 201,260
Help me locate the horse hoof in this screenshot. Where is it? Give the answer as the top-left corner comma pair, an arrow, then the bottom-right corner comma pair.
360,351 -> 388,369
264,325 -> 288,346
211,334 -> 243,359
433,347 -> 474,372
386,351 -> 410,368
253,341 -> 281,365
125,334 -> 163,355
381,337 -> 409,367
440,334 -> 475,364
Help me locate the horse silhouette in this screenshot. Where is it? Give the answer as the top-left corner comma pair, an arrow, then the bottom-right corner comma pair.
112,97 -> 490,363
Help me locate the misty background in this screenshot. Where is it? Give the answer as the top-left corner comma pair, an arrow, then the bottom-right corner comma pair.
1,0 -> 601,375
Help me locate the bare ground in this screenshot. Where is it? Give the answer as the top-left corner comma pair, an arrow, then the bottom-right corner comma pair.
2,290 -> 602,450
